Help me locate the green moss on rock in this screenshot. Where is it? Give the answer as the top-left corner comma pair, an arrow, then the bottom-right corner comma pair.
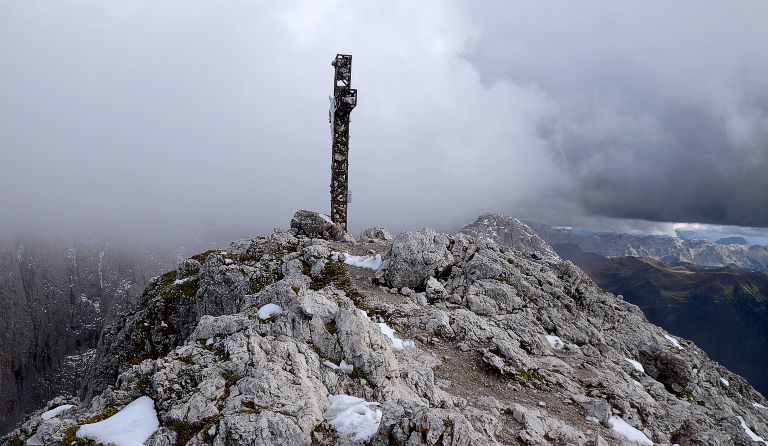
310,262 -> 368,309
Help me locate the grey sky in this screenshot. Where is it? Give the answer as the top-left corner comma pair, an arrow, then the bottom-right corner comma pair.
1,1 -> 767,239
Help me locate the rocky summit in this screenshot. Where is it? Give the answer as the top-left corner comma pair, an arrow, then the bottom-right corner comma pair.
3,211 -> 768,445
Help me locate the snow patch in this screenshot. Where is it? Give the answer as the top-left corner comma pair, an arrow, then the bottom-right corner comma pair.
720,377 -> 730,387
624,358 -> 645,373
173,276 -> 193,285
320,213 -> 333,223
378,323 -> 414,351
41,404 -> 75,420
754,403 -> 767,409
76,396 -> 159,446
545,335 -> 564,350
608,415 -> 653,445
324,395 -> 382,441
342,253 -> 382,270
323,360 -> 354,374
257,303 -> 283,320
663,334 -> 683,349
737,416 -> 768,445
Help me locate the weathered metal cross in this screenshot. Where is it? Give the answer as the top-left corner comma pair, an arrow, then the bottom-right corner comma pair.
329,54 -> 357,231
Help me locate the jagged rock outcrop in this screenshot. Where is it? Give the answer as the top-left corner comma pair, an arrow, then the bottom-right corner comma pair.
4,211 -> 768,445
461,213 -> 560,262
474,215 -> 768,397
359,227 -> 393,243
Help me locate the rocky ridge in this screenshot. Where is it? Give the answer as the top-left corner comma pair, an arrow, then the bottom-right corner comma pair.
3,211 -> 768,445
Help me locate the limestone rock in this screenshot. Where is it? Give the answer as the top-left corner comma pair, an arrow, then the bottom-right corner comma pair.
425,277 -> 446,300
359,227 -> 393,243
460,213 -> 560,262
176,258 -> 202,280
375,229 -> 454,289
6,212 -> 768,446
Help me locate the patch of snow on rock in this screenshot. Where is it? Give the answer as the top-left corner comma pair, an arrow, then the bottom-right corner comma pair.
378,322 -> 414,350
737,416 -> 768,445
664,334 -> 683,349
323,360 -> 354,374
173,276 -> 193,285
76,396 -> 159,446
608,415 -> 653,446
342,253 -> 382,270
754,402 -> 767,409
545,335 -> 565,350
624,358 -> 645,373
41,404 -> 75,420
324,395 -> 382,441
257,303 -> 283,320
721,377 -> 730,387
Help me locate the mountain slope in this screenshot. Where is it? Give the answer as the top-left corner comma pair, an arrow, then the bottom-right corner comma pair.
4,211 -> 768,445
554,242 -> 768,397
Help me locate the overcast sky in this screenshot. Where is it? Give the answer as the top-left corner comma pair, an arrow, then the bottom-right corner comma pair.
1,0 -> 767,240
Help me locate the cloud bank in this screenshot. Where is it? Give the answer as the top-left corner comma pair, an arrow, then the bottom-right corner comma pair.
1,0 -> 766,239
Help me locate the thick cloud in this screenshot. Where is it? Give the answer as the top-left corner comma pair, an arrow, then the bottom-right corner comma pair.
465,0 -> 768,227
0,1 -> 766,240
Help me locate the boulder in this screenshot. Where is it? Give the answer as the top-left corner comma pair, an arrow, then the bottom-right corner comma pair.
376,229 -> 455,289
359,226 -> 393,243
176,258 -> 201,280
290,210 -> 352,242
425,277 -> 446,300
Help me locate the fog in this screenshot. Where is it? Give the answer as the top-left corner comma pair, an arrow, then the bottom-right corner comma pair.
1,0 -> 767,243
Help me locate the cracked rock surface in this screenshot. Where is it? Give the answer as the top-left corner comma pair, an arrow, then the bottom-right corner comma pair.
4,211 -> 767,445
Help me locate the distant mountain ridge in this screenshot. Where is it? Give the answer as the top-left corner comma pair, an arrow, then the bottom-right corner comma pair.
526,222 -> 768,272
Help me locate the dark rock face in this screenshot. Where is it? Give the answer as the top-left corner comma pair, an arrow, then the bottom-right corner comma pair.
0,238 -> 166,432
638,344 -> 694,395
716,236 -> 749,246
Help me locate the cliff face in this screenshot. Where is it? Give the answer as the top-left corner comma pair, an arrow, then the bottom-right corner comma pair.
4,211 -> 768,445
0,238 -> 167,432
